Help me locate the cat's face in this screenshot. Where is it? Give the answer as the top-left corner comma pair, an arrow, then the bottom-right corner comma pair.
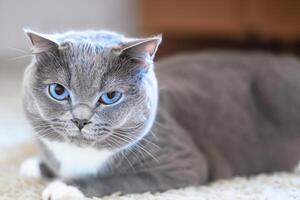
23,30 -> 161,150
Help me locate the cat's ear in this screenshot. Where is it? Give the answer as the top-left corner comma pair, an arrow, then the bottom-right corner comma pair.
24,29 -> 59,54
119,34 -> 162,62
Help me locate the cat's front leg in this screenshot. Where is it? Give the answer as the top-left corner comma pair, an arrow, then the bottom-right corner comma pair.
19,156 -> 42,179
20,157 -> 84,200
20,156 -> 55,179
65,169 -> 207,198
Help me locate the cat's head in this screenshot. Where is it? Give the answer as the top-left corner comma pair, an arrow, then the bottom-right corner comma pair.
23,30 -> 161,150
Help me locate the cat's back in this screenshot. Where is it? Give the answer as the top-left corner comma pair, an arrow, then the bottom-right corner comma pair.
156,51 -> 299,83
156,51 -> 300,99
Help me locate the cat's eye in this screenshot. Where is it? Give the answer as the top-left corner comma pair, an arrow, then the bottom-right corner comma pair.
98,91 -> 122,105
48,83 -> 69,101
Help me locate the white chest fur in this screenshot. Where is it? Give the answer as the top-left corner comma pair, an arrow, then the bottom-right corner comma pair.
42,140 -> 114,178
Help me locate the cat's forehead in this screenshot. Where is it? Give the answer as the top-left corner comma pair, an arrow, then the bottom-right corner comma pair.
57,30 -> 125,77
59,31 -> 125,75
65,43 -> 119,98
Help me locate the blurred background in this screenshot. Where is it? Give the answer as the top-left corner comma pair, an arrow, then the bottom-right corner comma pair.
1,0 -> 300,148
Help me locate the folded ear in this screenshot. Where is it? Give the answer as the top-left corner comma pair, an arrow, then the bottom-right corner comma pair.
119,34 -> 162,62
24,29 -> 58,53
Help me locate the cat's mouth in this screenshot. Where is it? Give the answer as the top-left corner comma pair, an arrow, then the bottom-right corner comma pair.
66,130 -> 108,143
65,133 -> 97,147
68,135 -> 94,142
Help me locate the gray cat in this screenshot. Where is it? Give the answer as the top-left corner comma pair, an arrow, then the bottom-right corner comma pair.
20,29 -> 300,199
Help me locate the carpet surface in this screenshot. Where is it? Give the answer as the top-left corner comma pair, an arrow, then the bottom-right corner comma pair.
1,144 -> 300,200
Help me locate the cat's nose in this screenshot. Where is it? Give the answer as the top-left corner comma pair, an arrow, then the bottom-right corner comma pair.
71,118 -> 91,130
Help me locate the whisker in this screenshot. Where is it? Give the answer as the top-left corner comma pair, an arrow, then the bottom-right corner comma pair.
5,46 -> 30,54
7,54 -> 33,61
108,136 -> 136,172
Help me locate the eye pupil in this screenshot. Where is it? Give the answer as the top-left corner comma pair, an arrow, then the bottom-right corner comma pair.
107,91 -> 116,99
55,84 -> 65,95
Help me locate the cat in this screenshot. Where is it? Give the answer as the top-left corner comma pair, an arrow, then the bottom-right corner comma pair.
20,29 -> 300,200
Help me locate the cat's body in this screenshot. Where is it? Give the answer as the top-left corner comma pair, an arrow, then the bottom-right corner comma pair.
20,30 -> 300,199
157,52 -> 300,179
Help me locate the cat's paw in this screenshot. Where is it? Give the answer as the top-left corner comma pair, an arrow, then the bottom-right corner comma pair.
19,156 -> 42,179
42,181 -> 85,200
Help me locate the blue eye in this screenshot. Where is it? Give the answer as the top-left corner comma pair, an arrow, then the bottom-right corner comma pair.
48,83 -> 69,101
99,91 -> 122,105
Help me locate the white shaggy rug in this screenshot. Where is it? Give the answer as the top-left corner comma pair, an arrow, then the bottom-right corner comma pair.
1,143 -> 300,200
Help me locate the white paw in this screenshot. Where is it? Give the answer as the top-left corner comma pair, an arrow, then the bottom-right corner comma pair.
19,156 -> 41,179
42,181 -> 85,200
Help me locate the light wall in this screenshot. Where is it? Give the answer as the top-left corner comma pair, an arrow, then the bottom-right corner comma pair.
0,0 -> 139,57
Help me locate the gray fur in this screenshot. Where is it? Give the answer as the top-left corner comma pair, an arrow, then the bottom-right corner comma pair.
23,30 -> 300,197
